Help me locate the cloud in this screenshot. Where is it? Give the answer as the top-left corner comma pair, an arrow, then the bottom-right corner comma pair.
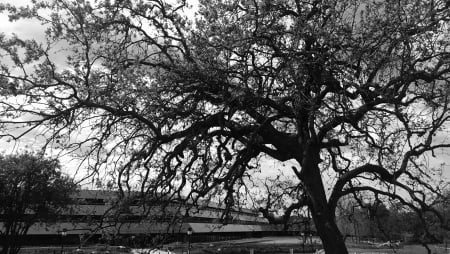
0,0 -> 47,39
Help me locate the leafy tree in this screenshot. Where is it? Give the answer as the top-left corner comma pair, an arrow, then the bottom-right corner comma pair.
1,0 -> 450,253
0,153 -> 76,254
365,201 -> 398,241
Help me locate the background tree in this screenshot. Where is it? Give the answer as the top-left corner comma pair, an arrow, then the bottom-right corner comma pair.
0,153 -> 77,254
0,0 -> 450,253
337,197 -> 403,242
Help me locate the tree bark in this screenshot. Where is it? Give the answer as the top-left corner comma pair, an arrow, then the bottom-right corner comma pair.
309,195 -> 348,254
300,146 -> 348,254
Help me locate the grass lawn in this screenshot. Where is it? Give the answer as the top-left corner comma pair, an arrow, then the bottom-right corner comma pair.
348,244 -> 448,254
17,237 -> 449,254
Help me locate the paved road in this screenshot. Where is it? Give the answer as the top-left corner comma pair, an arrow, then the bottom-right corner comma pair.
191,236 -> 321,245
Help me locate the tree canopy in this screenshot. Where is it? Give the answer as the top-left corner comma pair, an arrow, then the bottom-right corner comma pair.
0,152 -> 76,254
0,0 -> 450,253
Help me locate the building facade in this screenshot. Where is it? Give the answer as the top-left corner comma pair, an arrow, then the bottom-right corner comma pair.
1,190 -> 294,247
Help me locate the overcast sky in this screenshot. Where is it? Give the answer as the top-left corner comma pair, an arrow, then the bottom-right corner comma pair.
0,0 -> 449,190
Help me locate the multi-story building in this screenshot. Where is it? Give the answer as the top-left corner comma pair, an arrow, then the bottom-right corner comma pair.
6,190 -> 289,246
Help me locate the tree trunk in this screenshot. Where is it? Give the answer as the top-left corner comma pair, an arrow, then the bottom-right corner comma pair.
0,246 -> 9,254
0,234 -> 21,254
300,146 -> 348,254
309,202 -> 348,254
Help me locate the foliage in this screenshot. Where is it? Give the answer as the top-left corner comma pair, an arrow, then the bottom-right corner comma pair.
337,195 -> 450,244
0,0 -> 450,253
0,153 -> 77,254
337,198 -> 405,241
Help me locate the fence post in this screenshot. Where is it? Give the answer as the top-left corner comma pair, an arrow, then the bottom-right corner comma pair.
289,248 -> 293,254
249,248 -> 254,254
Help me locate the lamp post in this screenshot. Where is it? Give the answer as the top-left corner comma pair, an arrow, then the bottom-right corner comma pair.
131,235 -> 136,248
301,233 -> 305,253
187,227 -> 193,254
60,228 -> 67,254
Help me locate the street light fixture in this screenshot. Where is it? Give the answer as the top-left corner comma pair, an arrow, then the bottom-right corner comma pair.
60,228 -> 67,254
187,227 -> 193,254
301,232 -> 305,253
131,235 -> 136,248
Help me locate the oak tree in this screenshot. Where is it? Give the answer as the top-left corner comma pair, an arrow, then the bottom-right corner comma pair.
1,1 -> 450,253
